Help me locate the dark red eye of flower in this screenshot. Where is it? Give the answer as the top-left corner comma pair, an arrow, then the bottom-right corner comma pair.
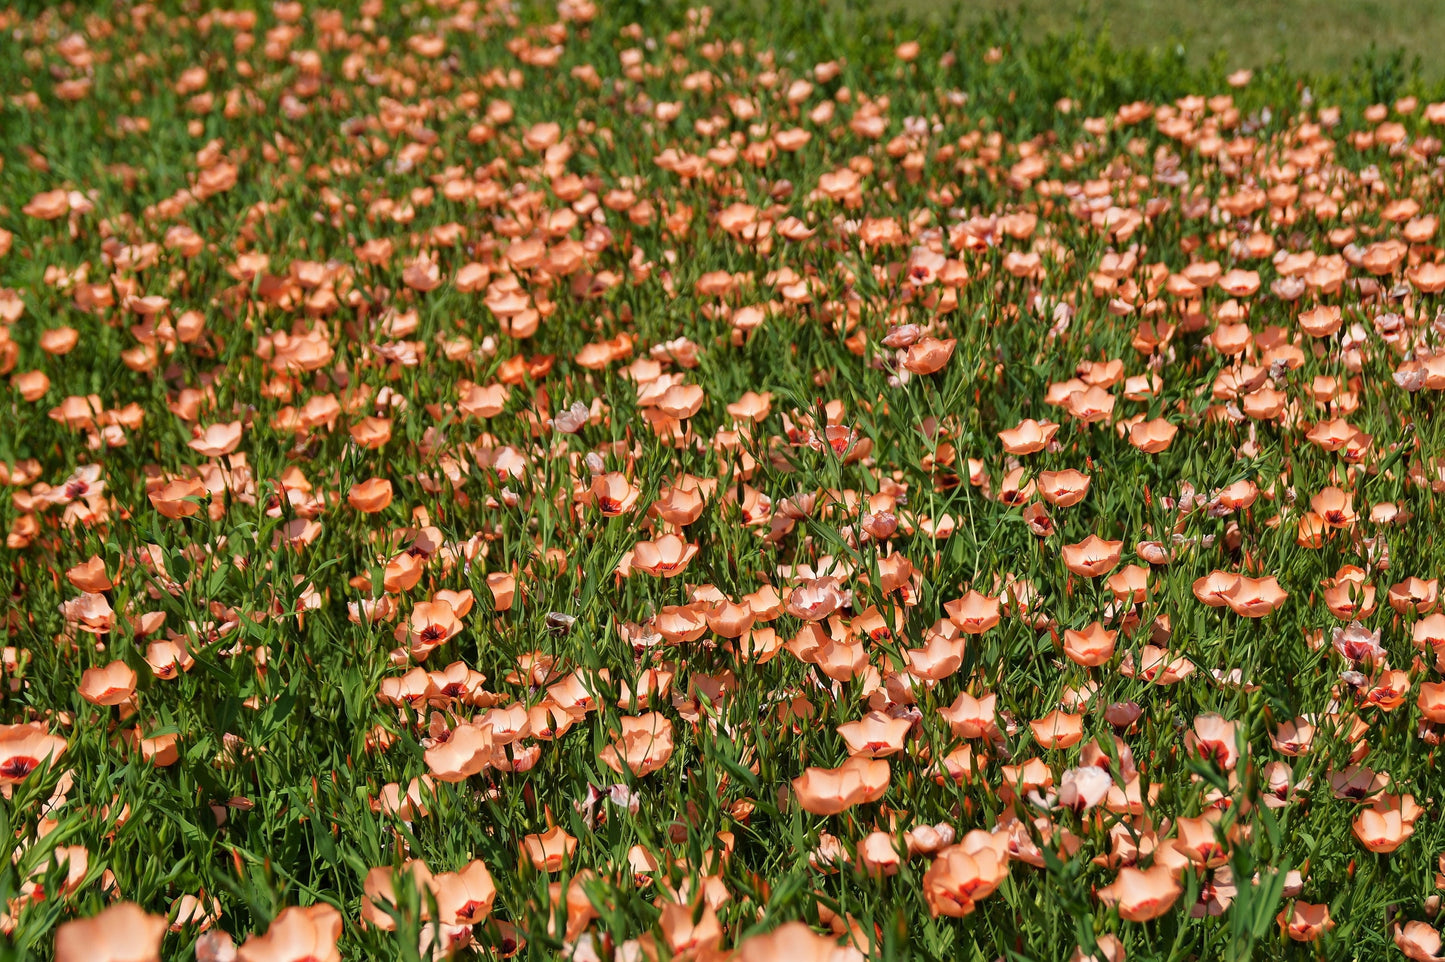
441,682 -> 466,698
458,899 -> 486,920
0,756 -> 39,780
420,625 -> 447,642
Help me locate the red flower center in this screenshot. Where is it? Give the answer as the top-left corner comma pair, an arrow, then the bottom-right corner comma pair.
0,756 -> 39,780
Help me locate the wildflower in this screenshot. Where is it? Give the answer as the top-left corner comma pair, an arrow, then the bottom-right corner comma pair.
1097,865 -> 1182,921
54,902 -> 166,962
236,904 -> 342,962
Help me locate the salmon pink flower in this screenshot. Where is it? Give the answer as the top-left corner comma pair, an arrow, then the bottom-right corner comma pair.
792,756 -> 890,815
836,711 -> 911,757
1222,576 -> 1288,617
598,713 -> 675,777
236,904 -> 342,962
434,859 -> 496,925
361,861 -> 435,930
630,534 -> 699,578
1278,901 -> 1333,942
79,660 -> 138,706
922,841 -> 1009,917
786,577 -> 848,621
0,723 -> 67,785
1394,921 -> 1445,962
347,478 -> 393,513
1063,622 -> 1116,667
55,902 -> 166,962
1061,535 -> 1123,577
939,692 -> 999,739
1097,865 -> 1182,921
735,922 -> 863,962
522,826 -> 578,872
998,419 -> 1059,455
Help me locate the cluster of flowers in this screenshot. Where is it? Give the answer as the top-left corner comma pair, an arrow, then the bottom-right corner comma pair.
9,0 -> 1445,959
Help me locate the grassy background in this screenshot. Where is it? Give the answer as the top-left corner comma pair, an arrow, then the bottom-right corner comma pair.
893,0 -> 1442,78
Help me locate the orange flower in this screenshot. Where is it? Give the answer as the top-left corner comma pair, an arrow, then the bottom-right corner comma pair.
1063,622 -> 1116,667
0,723 -> 67,785
347,478 -> 393,513
1105,565 -> 1150,603
655,383 -> 705,419
1061,535 -> 1123,577
1070,934 -> 1126,962
434,859 -> 496,925
79,660 -> 138,706
23,189 -> 70,220
149,477 -> 208,519
407,601 -> 461,659
1031,710 -> 1084,749
1222,575 -> 1288,617
836,711 -> 911,757
1394,921 -> 1445,962
1310,486 -> 1356,528
55,902 -> 166,962
1278,901 -> 1333,942
735,922 -> 863,962
1390,577 -> 1439,615
786,577 -> 848,621
1192,570 -> 1241,606
629,534 -> 699,577
792,756 -> 890,815
998,419 -> 1059,455
922,840 -> 1009,917
1353,794 -> 1421,853
1097,865 -> 1182,921
1419,682 -> 1445,723
903,337 -> 956,375
944,590 -> 1001,634
939,692 -> 999,739
1128,418 -> 1178,453
66,555 -> 116,592
361,860 -> 435,930
188,421 -> 243,457
706,599 -> 755,638
376,776 -> 435,820
1299,305 -> 1343,337
590,472 -> 641,515
236,904 -> 342,962
598,712 -> 675,776
522,826 -> 578,872
60,592 -> 115,634
1038,469 -> 1091,507
424,723 -> 492,782
1173,811 -> 1232,866
1185,713 -> 1239,770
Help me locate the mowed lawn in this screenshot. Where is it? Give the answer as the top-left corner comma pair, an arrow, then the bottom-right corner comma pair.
902,0 -> 1444,77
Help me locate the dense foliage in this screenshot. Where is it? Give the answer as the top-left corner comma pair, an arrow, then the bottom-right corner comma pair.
5,1 -> 1445,960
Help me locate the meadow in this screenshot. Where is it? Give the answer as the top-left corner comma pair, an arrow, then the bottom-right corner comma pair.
3,1 -> 1445,960
934,0 -> 1444,79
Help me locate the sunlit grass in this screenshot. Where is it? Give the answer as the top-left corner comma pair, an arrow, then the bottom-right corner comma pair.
1,1 -> 1445,961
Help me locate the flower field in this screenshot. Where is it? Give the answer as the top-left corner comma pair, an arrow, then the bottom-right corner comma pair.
6,1 -> 1445,959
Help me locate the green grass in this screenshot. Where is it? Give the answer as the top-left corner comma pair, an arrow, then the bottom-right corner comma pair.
900,0 -> 1444,78
2,1 -> 1445,961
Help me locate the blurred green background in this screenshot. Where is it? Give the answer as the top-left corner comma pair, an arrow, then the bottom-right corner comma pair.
897,0 -> 1442,76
